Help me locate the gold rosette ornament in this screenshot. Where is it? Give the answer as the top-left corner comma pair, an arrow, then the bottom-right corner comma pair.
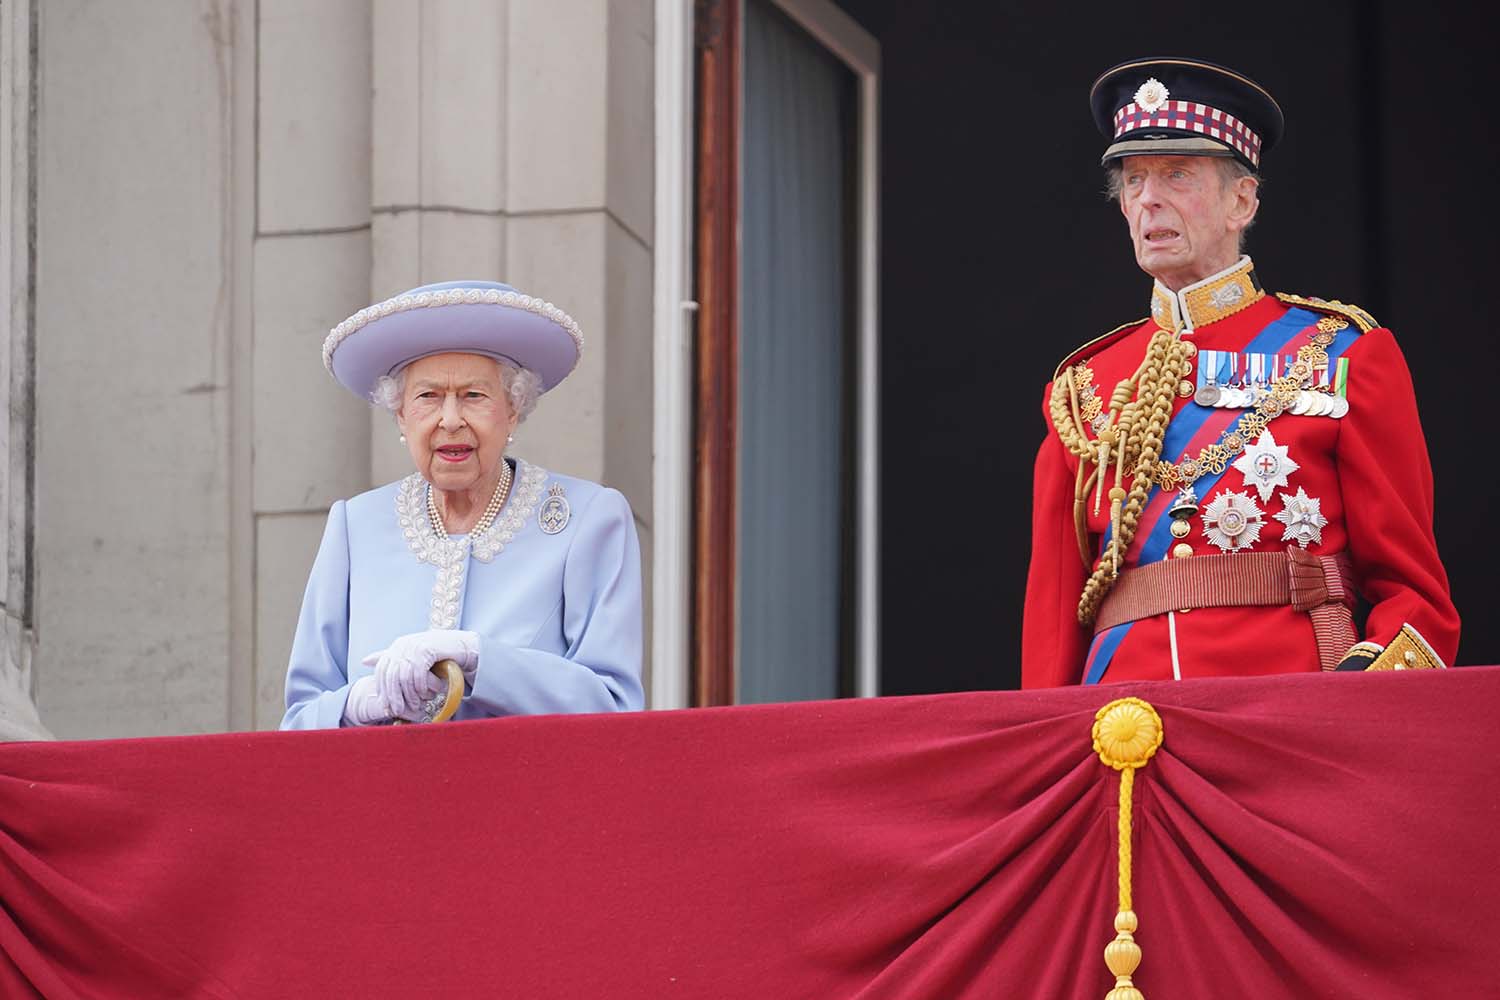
1091,697 -> 1164,1000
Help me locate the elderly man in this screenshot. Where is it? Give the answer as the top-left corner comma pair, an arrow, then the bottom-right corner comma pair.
1022,57 -> 1460,687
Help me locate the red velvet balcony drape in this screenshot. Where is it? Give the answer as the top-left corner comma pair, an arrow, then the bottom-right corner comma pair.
2,668 -> 1496,999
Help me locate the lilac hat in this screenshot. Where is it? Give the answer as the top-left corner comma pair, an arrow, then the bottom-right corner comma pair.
322,280 -> 584,400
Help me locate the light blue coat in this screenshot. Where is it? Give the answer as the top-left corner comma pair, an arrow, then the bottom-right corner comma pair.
281,460 -> 643,729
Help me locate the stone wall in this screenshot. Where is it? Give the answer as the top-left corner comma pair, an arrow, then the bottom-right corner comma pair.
7,0 -> 654,739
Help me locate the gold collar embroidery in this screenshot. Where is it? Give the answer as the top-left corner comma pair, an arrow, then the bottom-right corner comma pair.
1149,256 -> 1264,332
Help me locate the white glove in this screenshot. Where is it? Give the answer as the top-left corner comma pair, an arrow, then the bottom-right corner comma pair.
361,629 -> 481,720
342,675 -> 392,727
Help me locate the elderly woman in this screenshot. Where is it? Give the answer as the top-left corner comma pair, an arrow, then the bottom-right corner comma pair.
280,280 -> 643,729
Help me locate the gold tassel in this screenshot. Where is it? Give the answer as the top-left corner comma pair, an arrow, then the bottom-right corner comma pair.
1092,698 -> 1165,1000
1108,487 -> 1126,575
1094,436 -> 1112,516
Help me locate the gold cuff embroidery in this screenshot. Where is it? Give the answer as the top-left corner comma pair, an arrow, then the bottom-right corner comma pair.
1366,623 -> 1446,671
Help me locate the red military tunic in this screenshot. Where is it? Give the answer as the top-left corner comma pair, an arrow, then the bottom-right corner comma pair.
1022,258 -> 1460,687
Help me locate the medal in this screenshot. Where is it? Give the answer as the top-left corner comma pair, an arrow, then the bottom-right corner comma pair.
1168,487 -> 1199,539
1194,350 -> 1221,406
1333,356 -> 1351,399
1202,490 -> 1265,553
1273,486 -> 1328,549
1232,428 -> 1300,502
1328,396 -> 1349,419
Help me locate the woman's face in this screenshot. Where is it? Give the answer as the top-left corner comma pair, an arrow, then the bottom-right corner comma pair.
395,353 -> 517,495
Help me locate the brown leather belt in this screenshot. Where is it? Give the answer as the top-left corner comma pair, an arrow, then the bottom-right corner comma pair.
1094,548 -> 1359,671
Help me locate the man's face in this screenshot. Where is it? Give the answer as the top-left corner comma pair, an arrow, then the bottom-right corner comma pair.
1117,155 -> 1257,290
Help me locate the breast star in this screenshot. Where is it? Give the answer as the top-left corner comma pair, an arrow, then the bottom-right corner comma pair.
1232,428 -> 1300,502
1273,486 -> 1328,549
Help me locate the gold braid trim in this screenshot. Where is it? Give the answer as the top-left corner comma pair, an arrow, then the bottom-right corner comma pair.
1273,292 -> 1377,334
1053,318 -> 1149,381
1051,371 -> 1097,459
1077,329 -> 1188,625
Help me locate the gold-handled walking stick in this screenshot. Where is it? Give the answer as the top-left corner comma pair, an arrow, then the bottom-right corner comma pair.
391,659 -> 465,725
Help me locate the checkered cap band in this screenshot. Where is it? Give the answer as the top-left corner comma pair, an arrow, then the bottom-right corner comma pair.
1113,100 -> 1263,167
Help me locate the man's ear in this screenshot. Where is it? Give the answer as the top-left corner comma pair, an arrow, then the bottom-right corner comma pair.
1227,174 -> 1260,234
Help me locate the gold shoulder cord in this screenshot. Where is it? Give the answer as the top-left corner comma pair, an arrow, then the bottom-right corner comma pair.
1274,292 -> 1377,333
1050,326 -> 1192,624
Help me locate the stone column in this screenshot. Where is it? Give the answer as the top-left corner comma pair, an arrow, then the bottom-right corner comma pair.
368,0 -> 657,680
251,0 -> 374,729
369,0 -> 512,483
1,0 -> 50,741
30,0 -> 251,738
505,0 -> 655,679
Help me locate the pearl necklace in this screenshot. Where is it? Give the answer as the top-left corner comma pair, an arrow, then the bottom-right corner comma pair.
426,459 -> 513,540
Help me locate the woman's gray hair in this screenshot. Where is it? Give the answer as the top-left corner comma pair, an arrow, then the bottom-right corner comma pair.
371,359 -> 544,425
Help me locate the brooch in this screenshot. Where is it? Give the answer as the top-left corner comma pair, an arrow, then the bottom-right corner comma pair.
538,483 -> 571,535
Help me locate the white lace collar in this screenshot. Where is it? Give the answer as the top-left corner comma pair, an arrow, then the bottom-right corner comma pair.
394,459 -> 550,566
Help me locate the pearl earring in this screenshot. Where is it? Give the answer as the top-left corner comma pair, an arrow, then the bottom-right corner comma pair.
399,434 -> 406,443
507,434 -> 514,445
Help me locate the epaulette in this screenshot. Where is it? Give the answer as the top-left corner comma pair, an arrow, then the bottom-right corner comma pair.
1274,293 -> 1377,334
1052,317 -> 1149,381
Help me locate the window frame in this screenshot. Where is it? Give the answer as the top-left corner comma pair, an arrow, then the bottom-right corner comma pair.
654,0 -> 879,707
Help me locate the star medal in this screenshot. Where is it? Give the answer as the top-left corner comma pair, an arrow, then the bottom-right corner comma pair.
1202,490 -> 1264,553
1274,486 -> 1328,549
538,483 -> 571,535
1232,428 -> 1300,502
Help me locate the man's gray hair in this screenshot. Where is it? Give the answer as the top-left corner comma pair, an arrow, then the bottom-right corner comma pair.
1104,156 -> 1258,200
370,359 -> 544,424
